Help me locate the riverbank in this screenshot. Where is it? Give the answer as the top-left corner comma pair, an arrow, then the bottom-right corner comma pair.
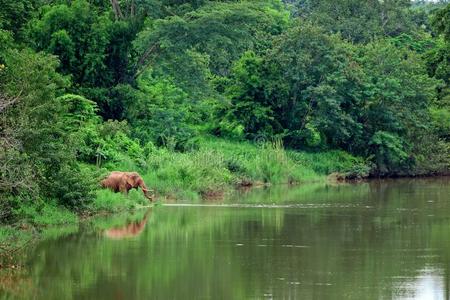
0,138 -> 369,253
3,135 -> 449,252
97,138 -> 370,203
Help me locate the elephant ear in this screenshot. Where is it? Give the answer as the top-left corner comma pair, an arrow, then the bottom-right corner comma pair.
126,173 -> 140,187
125,174 -> 135,186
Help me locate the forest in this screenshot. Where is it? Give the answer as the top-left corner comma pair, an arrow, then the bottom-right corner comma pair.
0,0 -> 449,226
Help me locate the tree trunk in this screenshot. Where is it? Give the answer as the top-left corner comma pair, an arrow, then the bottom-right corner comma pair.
110,0 -> 124,21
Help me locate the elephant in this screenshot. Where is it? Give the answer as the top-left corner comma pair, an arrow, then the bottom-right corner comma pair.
100,171 -> 154,201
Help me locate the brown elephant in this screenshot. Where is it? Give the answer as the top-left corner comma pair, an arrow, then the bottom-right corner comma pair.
100,171 -> 154,201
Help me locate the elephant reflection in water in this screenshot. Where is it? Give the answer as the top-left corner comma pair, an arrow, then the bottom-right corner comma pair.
104,209 -> 152,239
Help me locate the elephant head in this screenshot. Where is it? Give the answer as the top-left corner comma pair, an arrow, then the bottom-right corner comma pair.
126,172 -> 154,201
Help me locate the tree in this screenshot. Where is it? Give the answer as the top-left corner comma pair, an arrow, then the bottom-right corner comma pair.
0,48 -> 95,210
426,3 -> 450,143
224,23 -> 440,174
290,0 -> 416,43
125,71 -> 197,151
0,0 -> 38,37
133,1 -> 289,79
263,24 -> 363,149
221,51 -> 279,140
26,0 -> 143,89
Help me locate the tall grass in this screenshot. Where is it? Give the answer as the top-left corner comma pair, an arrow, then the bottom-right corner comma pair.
288,150 -> 369,175
244,139 -> 318,184
140,139 -> 323,200
143,148 -> 234,200
90,189 -> 149,212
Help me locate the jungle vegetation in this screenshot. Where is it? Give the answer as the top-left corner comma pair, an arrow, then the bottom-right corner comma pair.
0,0 -> 449,225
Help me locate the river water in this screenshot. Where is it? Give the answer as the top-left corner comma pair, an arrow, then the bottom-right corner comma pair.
3,178 -> 450,299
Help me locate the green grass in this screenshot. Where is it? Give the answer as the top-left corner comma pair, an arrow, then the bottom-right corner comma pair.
0,200 -> 79,256
13,200 -> 78,227
140,139 -> 322,200
288,149 -> 371,176
89,189 -> 150,212
0,225 -> 35,260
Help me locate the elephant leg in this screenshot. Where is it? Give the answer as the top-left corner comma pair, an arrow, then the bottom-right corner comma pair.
118,182 -> 128,194
125,183 -> 133,194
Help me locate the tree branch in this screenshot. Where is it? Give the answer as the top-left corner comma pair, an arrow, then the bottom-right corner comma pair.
110,0 -> 124,21
133,43 -> 160,79
0,90 -> 22,113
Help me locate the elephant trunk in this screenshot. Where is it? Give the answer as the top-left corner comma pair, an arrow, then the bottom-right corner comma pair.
141,184 -> 154,202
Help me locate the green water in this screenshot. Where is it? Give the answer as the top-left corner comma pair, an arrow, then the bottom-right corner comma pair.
3,178 -> 450,299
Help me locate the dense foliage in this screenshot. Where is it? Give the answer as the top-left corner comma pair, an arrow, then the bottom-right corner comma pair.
1,0 -> 449,222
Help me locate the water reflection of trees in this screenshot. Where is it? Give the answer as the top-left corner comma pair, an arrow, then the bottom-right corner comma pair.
13,178 -> 450,299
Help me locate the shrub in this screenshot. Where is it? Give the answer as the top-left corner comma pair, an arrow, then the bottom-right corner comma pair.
46,164 -> 97,209
369,131 -> 411,175
13,199 -> 77,226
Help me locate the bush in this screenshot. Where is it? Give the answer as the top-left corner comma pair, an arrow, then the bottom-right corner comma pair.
125,72 -> 200,152
46,164 -> 97,209
369,131 -> 411,175
13,199 -> 77,226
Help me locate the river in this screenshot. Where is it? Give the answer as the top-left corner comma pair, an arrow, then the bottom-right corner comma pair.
2,178 -> 450,299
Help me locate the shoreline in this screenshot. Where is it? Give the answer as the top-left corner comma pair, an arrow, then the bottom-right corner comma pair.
0,175 -> 449,271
